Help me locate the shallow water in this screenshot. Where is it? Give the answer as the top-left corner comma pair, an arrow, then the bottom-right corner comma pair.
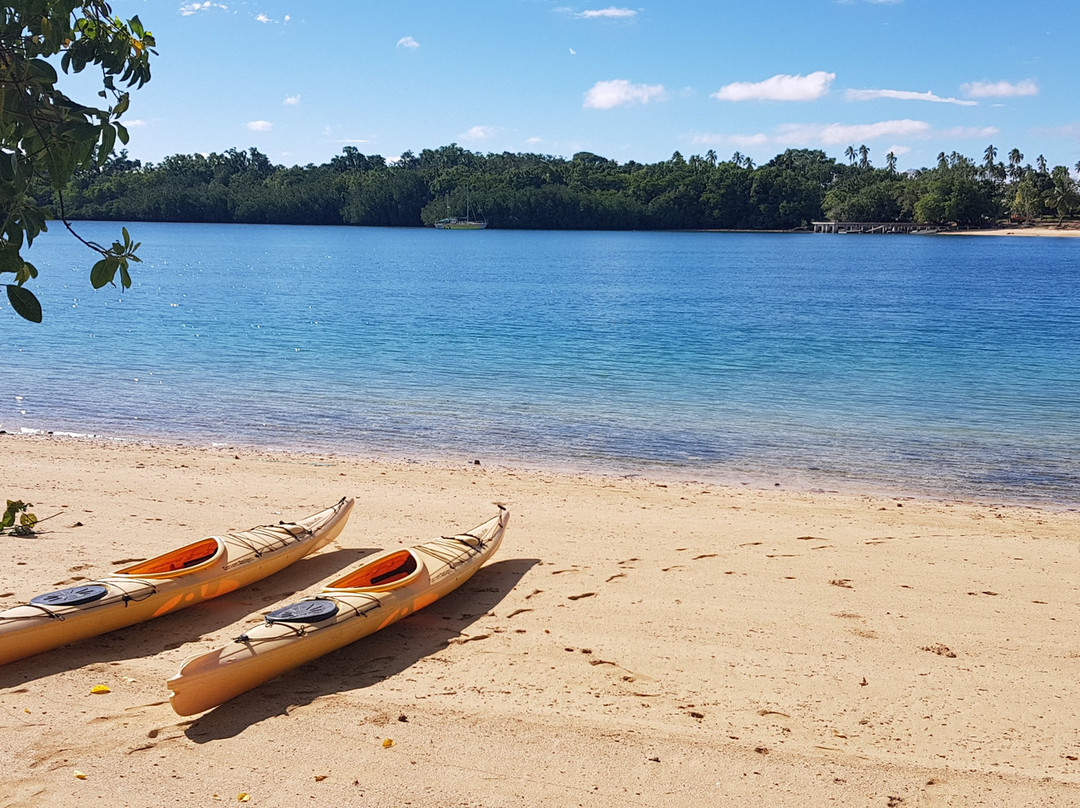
4,222 -> 1079,505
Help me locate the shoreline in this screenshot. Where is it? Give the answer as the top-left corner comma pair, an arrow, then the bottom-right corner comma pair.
2,433 -> 1079,806
5,427 -> 1075,512
945,224 -> 1080,238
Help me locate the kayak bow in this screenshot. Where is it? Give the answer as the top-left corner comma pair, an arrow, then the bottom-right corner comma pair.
0,498 -> 354,666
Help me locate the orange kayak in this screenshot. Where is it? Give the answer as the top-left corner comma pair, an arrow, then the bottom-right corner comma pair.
168,506 -> 507,715
0,498 -> 354,666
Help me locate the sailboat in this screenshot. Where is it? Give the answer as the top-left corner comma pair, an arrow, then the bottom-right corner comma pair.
435,185 -> 487,230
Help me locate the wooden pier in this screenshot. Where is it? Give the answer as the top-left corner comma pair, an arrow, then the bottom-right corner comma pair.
812,221 -> 948,235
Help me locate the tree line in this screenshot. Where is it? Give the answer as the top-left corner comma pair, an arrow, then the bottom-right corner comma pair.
43,143 -> 1080,232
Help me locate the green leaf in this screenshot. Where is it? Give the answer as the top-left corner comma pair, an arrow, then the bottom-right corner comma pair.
27,59 -> 59,85
0,152 -> 15,182
6,285 -> 43,323
0,248 -> 22,273
90,256 -> 119,289
97,125 -> 116,165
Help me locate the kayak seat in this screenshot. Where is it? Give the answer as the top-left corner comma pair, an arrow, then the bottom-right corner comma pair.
30,584 -> 110,607
117,538 -> 222,577
331,550 -> 419,589
265,598 -> 339,625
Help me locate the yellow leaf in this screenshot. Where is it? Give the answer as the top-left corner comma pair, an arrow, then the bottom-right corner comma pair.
237,794 -> 250,803
91,684 -> 111,694
74,770 -> 87,780
382,738 -> 394,748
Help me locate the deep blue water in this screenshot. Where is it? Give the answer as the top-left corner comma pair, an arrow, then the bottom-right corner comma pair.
3,222 -> 1079,505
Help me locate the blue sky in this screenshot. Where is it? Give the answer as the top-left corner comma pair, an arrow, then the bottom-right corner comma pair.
94,0 -> 1079,171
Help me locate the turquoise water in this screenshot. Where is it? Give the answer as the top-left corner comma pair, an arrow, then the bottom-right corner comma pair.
4,222 -> 1079,505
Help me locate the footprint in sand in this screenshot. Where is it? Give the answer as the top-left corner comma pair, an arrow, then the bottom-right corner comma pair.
921,643 -> 957,658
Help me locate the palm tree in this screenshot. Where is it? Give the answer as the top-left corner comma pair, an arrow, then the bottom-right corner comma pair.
844,145 -> 856,166
705,149 -> 717,167
1008,148 -> 1023,181
886,151 -> 898,174
731,151 -> 743,167
857,144 -> 870,168
982,144 -> 998,180
937,152 -> 948,170
1046,168 -> 1080,225
1036,154 -> 1048,174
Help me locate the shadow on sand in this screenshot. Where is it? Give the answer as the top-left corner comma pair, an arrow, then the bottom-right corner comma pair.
0,547 -> 377,689
183,557 -> 539,742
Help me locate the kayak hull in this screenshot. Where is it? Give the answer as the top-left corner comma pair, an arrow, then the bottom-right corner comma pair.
0,498 -> 354,666
167,506 -> 507,716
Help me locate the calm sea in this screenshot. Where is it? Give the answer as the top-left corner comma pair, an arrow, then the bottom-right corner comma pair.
3,222 -> 1079,505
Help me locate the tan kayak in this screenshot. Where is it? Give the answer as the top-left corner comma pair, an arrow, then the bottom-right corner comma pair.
168,506 -> 508,716
0,498 -> 354,667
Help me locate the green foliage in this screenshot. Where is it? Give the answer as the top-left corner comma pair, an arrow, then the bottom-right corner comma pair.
1,499 -> 37,536
1,1 -> 155,322
1044,167 -> 1080,225
33,139 -> 1075,237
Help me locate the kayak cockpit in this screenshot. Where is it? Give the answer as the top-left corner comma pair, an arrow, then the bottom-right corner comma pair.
326,550 -> 420,591
115,537 -> 224,579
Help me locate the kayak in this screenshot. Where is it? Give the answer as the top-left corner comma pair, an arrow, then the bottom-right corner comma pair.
0,498 -> 354,667
167,506 -> 508,716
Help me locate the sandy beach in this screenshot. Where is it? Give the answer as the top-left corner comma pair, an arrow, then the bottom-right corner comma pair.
2,433 -> 1079,807
946,224 -> 1080,238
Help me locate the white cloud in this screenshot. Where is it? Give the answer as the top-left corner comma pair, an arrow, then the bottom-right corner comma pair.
1039,123 -> 1080,139
578,7 -> 638,18
179,2 -> 228,15
123,119 -> 148,128
694,119 -> 932,149
778,119 -> 930,144
246,120 -> 273,132
584,79 -> 667,109
397,36 -> 420,50
728,133 -> 770,147
885,145 -> 911,156
938,126 -> 1000,139
335,139 -> 370,144
846,88 -> 976,107
463,125 -> 495,141
569,47 -> 577,55
283,94 -> 301,106
526,136 -> 545,145
255,13 -> 270,23
961,79 -> 1039,98
713,71 -> 835,102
